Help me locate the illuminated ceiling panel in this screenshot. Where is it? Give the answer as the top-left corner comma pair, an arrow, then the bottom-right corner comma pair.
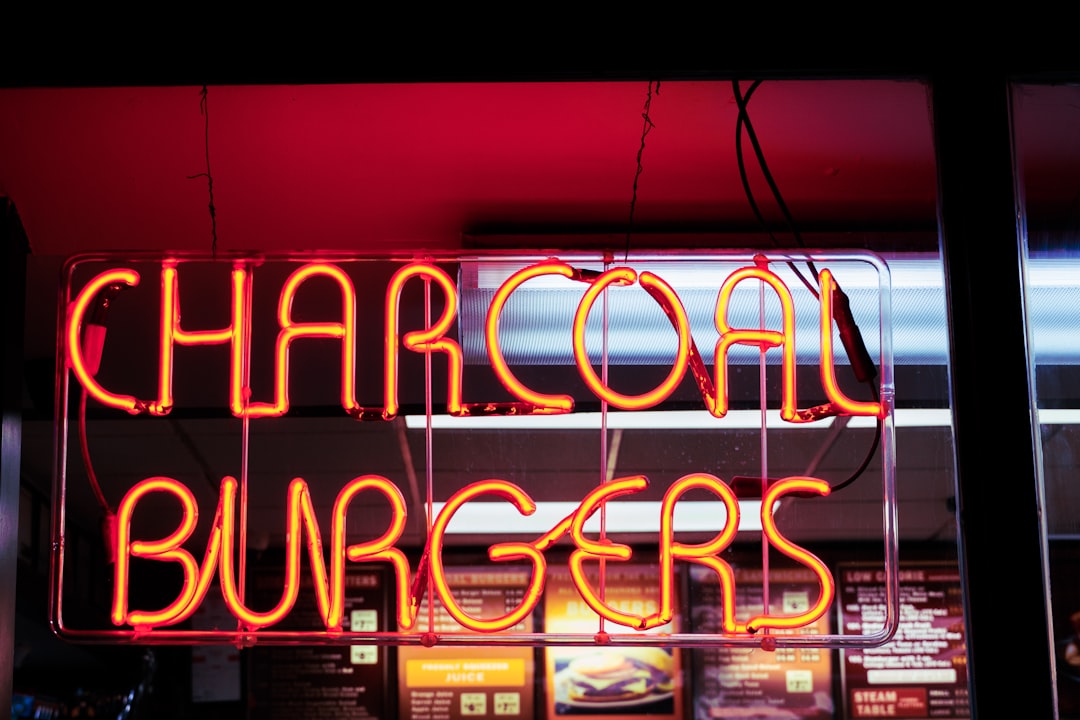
459,256 -> 1080,366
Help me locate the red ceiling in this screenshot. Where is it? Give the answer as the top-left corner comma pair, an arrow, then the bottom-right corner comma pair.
8,77 -> 1080,374
0,79 -> 944,258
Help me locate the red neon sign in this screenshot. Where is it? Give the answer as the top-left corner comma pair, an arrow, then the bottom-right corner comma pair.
68,259 -> 886,424
108,473 -> 833,636
56,251 -> 897,648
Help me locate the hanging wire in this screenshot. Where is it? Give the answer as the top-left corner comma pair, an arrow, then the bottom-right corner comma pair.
828,384 -> 882,493
79,388 -> 112,516
731,79 -> 881,492
187,85 -> 218,257
625,80 -> 659,262
77,283 -> 130,563
733,82 -> 776,244
732,80 -> 819,297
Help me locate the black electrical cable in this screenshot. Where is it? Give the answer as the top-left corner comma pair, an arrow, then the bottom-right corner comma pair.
80,385 -> 119,564
733,81 -> 776,245
828,385 -> 882,493
79,387 -> 113,515
78,283 -> 128,562
733,80 -> 812,256
625,80 -> 659,263
187,84 -> 218,258
732,80 -> 819,298
732,79 -> 881,492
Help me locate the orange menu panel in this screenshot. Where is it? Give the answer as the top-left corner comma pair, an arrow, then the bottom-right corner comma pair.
543,564 -> 683,720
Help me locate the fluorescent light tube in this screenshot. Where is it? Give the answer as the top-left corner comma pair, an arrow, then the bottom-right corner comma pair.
406,410 -> 806,430
471,257 -> 893,290
846,408 -> 952,429
405,408 -> 952,430
427,500 -> 770,534
1036,409 -> 1080,425
410,407 -> 1080,431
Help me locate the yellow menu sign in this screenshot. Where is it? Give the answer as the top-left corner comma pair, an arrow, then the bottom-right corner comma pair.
406,659 -> 527,687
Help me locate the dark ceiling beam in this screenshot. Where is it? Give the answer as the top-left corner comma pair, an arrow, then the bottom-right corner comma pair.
3,61 -> 1078,90
934,72 -> 1057,717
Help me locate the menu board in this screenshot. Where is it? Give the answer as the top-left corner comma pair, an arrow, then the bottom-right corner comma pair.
688,564 -> 835,719
397,566 -> 537,720
543,564 -> 683,720
838,563 -> 969,719
190,592 -> 242,703
248,567 -> 390,719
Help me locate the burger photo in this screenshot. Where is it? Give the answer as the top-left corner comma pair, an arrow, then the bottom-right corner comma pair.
1065,609 -> 1080,669
561,648 -> 674,704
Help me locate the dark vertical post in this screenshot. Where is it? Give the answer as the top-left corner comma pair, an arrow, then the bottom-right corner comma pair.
0,199 -> 29,718
933,73 -> 1057,716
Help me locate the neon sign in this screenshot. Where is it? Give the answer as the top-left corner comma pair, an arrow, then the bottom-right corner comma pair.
53,251 -> 898,648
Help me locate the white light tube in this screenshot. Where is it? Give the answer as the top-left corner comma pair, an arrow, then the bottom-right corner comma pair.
846,408 -> 952,429
404,408 -> 953,431
428,500 -> 771,535
1036,409 -> 1080,425
410,407 -> 1080,431
407,410 -> 799,430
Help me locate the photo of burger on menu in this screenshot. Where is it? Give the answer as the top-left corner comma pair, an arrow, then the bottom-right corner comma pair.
543,564 -> 683,719
554,648 -> 676,709
1062,610 -> 1080,670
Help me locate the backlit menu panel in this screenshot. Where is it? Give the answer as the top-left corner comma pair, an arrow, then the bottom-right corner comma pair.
689,564 -> 835,718
249,567 -> 389,719
839,563 -> 969,719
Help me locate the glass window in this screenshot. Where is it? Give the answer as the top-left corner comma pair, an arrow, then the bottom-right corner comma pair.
16,77 -> 978,719
1013,80 -> 1080,718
